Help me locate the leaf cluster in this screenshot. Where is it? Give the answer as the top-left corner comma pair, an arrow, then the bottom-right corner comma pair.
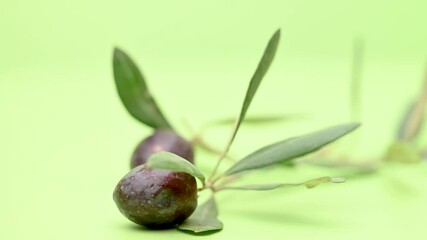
113,29 -> 360,233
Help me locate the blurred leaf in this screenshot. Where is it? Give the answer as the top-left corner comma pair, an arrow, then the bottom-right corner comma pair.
350,38 -> 364,121
225,123 -> 360,175
302,157 -> 379,172
397,101 -> 424,141
421,148 -> 427,160
207,114 -> 306,126
209,29 -> 281,179
384,142 -> 421,163
146,151 -> 205,183
398,66 -> 427,142
219,29 -> 280,159
113,48 -> 172,129
220,176 -> 345,191
178,197 -> 223,233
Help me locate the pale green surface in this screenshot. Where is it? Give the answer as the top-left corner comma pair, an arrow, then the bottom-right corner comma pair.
1,0 -> 427,239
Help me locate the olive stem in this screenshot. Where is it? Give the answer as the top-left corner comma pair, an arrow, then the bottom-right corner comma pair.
203,176 -> 243,193
182,115 -> 239,181
198,175 -> 239,193
192,136 -> 237,162
182,118 -> 236,161
212,176 -> 240,191
210,172 -> 228,187
208,117 -> 239,181
197,180 -> 216,192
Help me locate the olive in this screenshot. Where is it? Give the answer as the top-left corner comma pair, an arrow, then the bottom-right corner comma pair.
113,165 -> 198,229
131,130 -> 194,168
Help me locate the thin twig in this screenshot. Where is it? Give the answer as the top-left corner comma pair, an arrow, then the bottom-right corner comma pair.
182,118 -> 236,161
192,136 -> 237,162
208,117 -> 239,180
211,175 -> 240,191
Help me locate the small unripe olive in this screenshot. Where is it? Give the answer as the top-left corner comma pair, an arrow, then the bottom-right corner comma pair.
131,130 -> 194,169
113,165 -> 198,229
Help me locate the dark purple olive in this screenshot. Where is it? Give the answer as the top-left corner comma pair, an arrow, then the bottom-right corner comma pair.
131,130 -> 194,168
113,165 -> 198,229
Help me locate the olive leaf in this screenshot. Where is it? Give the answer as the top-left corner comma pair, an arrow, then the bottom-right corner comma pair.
178,197 -> 223,233
225,123 -> 360,175
146,151 -> 205,183
397,101 -> 425,142
224,29 -> 280,154
218,176 -> 345,191
210,29 -> 281,178
397,67 -> 427,142
113,48 -> 172,129
396,102 -> 422,141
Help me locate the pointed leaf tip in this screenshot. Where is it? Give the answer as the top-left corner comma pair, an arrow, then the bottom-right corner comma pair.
209,29 -> 282,179
274,28 -> 281,38
113,47 -> 121,55
220,29 -> 282,157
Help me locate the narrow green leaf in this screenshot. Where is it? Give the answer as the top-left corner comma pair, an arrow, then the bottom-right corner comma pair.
398,66 -> 427,141
397,102 -> 419,141
225,123 -> 360,175
146,151 -> 205,183
398,100 -> 426,142
210,29 -> 281,178
219,176 -> 345,191
178,197 -> 223,233
113,48 -> 172,129
226,29 -> 280,151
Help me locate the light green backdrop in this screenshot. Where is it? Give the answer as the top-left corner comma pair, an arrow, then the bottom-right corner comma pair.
1,1 -> 426,239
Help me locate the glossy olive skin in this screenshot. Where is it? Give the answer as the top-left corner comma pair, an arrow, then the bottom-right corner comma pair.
131,130 -> 194,168
113,165 -> 198,229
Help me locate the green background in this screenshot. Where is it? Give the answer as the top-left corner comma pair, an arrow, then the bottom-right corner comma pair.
1,0 -> 427,239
